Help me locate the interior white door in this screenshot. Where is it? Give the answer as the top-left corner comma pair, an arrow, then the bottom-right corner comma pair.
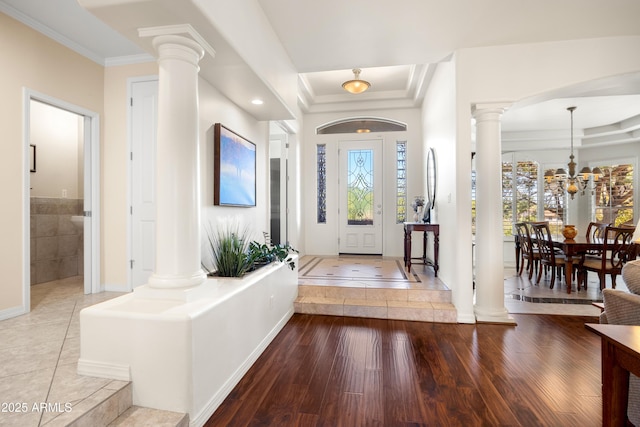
338,139 -> 383,254
131,79 -> 158,288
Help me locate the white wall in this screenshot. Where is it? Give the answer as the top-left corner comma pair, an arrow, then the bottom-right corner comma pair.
199,78 -> 271,270
29,101 -> 83,199
302,109 -> 423,257
421,60 -> 473,321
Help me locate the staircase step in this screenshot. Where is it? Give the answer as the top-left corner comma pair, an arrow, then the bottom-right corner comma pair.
41,379 -> 188,427
42,381 -> 132,427
109,406 -> 189,426
298,284 -> 451,303
294,296 -> 457,323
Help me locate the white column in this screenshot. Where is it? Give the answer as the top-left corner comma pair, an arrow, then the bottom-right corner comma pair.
472,103 -> 515,324
147,35 -> 207,289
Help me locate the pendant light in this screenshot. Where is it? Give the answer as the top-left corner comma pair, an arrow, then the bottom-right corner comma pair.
342,68 -> 370,94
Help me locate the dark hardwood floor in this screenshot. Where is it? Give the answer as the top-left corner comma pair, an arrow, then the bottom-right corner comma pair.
206,313 -> 603,427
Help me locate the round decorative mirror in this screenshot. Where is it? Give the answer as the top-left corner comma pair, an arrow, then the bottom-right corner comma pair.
426,147 -> 437,210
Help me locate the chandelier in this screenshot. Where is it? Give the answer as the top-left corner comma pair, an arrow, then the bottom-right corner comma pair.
342,68 -> 370,94
543,106 -> 602,199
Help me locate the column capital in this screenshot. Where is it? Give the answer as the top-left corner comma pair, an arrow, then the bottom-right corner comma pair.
152,35 -> 205,67
139,24 -> 215,60
472,102 -> 512,120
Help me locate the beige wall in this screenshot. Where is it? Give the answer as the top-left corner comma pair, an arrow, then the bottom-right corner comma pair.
0,12 -> 104,313
102,64 -> 158,289
0,11 -> 268,305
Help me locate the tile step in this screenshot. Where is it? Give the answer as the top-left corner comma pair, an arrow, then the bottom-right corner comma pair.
109,406 -> 189,426
43,382 -> 132,427
297,284 -> 451,303
41,380 -> 188,427
294,296 -> 457,323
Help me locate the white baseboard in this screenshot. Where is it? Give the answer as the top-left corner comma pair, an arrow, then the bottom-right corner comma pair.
103,283 -> 131,293
77,359 -> 131,381
0,305 -> 28,321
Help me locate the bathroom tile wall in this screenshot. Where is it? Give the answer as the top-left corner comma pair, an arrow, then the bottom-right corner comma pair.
30,197 -> 84,285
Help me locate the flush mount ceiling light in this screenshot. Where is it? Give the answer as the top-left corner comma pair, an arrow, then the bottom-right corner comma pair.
342,68 -> 370,94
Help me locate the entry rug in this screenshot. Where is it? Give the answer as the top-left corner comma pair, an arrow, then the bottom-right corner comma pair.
299,256 -> 420,283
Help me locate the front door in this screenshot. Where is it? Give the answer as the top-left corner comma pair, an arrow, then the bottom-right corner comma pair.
338,140 -> 383,254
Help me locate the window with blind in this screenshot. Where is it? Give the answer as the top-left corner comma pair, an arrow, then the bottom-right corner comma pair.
592,164 -> 634,226
542,177 -> 566,236
502,160 -> 539,236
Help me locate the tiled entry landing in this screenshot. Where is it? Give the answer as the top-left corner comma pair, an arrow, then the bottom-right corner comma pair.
296,255 -> 457,323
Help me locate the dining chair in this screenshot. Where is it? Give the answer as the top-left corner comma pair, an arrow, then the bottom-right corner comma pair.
531,222 -> 580,289
586,221 -> 609,243
515,222 -> 540,280
584,221 -> 609,258
580,225 -> 636,290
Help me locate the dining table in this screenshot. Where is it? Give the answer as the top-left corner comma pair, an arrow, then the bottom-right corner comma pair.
546,236 -> 638,294
549,235 -> 602,294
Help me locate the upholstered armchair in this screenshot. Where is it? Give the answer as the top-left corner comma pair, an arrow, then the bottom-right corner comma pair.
600,259 -> 640,425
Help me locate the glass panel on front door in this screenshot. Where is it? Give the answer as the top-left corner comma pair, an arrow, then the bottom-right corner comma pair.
347,149 -> 374,226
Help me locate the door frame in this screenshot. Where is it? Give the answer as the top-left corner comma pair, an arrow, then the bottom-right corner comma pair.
23,88 -> 101,308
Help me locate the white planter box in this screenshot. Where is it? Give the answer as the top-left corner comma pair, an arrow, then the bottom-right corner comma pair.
78,256 -> 298,426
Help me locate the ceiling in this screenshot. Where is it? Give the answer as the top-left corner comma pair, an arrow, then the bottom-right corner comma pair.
2,0 -> 640,145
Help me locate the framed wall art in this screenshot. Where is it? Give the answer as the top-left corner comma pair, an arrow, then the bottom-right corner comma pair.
213,123 -> 256,207
30,144 -> 36,173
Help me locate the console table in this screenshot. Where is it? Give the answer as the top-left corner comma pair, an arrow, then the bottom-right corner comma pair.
586,323 -> 640,426
403,222 -> 439,276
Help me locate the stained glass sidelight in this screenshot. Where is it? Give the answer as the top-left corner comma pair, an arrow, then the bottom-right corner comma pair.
396,141 -> 407,223
347,149 -> 374,225
317,144 -> 327,223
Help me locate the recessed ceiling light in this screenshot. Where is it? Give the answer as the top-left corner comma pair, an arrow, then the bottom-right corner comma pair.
251,99 -> 264,105
356,128 -> 370,133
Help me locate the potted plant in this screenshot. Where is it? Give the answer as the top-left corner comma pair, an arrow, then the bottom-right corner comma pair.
247,241 -> 298,271
203,224 -> 253,277
203,224 -> 298,277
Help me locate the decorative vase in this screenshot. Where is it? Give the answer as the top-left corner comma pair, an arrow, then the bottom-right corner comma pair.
413,207 -> 422,222
562,225 -> 577,240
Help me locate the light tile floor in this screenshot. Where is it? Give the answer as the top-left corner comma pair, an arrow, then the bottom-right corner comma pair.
0,276 -> 127,426
503,265 -> 620,316
0,259 -> 620,425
